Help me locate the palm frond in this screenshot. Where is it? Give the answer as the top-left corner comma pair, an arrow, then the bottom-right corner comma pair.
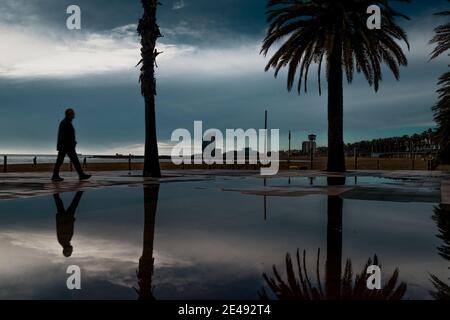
260,249 -> 407,300
261,0 -> 409,94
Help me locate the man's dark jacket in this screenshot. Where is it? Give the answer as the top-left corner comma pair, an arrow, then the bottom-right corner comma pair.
57,118 -> 77,151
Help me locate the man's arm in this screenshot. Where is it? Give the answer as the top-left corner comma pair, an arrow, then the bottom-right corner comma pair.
57,121 -> 65,150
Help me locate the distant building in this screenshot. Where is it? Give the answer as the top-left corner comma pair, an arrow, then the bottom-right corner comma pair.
302,141 -> 317,155
302,134 -> 317,155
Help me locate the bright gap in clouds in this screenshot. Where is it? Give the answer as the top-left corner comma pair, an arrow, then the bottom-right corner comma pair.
0,22 -> 266,80
0,24 -> 140,79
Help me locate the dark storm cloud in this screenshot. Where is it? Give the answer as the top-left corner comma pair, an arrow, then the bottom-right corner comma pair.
1,0 -> 266,44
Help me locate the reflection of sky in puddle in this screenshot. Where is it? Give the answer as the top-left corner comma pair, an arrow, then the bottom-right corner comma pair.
0,176 -> 448,300
215,175 -> 440,190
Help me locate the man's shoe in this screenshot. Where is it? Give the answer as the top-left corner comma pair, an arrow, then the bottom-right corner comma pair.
79,174 -> 92,181
52,176 -> 64,182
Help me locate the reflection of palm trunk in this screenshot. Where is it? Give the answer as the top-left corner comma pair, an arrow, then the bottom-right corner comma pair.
137,184 -> 160,300
262,175 -> 408,300
326,177 -> 345,299
326,195 -> 343,299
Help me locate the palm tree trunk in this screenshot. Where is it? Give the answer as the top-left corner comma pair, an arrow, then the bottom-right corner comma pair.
327,38 -> 346,172
139,0 -> 162,178
144,95 -> 161,177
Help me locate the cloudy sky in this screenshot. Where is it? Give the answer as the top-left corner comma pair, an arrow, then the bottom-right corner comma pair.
0,0 -> 448,155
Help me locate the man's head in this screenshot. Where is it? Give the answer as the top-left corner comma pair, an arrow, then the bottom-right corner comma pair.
63,245 -> 73,257
65,108 -> 75,121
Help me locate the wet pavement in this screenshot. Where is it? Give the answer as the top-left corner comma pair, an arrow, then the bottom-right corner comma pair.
0,170 -> 449,202
0,170 -> 449,300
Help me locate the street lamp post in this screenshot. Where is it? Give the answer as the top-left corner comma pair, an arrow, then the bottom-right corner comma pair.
309,134 -> 316,170
288,130 -> 291,169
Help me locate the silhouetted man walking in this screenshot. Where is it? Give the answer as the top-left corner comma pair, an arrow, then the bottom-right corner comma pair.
52,108 -> 91,182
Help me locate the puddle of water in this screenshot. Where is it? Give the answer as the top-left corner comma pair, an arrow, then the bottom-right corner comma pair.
0,176 -> 448,300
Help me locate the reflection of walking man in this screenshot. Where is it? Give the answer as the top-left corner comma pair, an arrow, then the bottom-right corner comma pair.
52,108 -> 91,182
53,192 -> 84,257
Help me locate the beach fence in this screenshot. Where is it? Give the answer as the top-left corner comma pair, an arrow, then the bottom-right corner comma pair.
0,154 -> 145,173
280,154 -> 436,171
344,154 -> 435,171
0,154 -> 439,173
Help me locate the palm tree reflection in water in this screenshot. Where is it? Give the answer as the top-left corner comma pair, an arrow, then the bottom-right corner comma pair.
260,177 -> 407,300
135,184 -> 160,300
430,204 -> 450,300
260,250 -> 406,300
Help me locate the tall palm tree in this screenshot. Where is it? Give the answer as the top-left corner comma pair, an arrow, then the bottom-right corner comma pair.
430,4 -> 450,60
261,0 -> 410,172
138,0 -> 162,177
432,73 -> 450,163
430,3 -> 450,163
